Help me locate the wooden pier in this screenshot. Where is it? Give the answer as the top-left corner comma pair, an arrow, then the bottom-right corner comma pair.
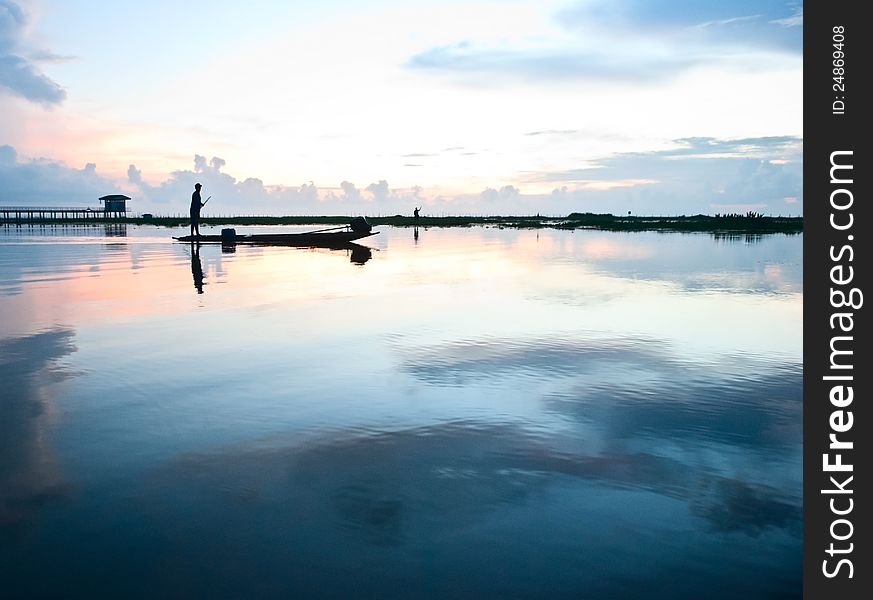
1,196 -> 130,223
0,206 -> 111,222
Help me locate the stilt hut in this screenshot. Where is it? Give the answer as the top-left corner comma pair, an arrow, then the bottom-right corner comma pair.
99,195 -> 130,218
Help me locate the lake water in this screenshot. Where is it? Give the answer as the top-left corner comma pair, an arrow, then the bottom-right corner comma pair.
0,224 -> 802,599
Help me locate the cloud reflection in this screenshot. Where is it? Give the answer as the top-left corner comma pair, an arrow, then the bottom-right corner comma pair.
689,476 -> 800,537
400,336 -> 685,386
143,418 -> 800,547
0,328 -> 76,534
549,364 -> 802,452
398,335 -> 801,453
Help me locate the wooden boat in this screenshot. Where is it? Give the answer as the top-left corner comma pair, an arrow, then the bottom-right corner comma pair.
174,218 -> 377,248
173,230 -> 377,246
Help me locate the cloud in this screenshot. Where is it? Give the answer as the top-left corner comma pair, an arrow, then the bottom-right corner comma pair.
658,136 -> 802,158
339,180 -> 362,202
22,49 -> 76,62
771,7 -> 803,28
127,164 -> 143,185
0,54 -> 65,103
0,145 -> 122,204
0,0 -> 24,53
0,1 -> 66,104
366,179 -> 390,202
407,1 -> 801,85
0,142 -> 16,164
409,43 -> 696,83
524,136 -> 803,215
558,0 -> 802,48
479,185 -> 520,203
118,155 -> 427,215
1,136 -> 801,217
525,129 -> 578,137
12,150 -> 357,215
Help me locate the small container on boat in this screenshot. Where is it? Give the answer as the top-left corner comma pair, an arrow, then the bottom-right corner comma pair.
221,228 -> 237,244
349,216 -> 372,234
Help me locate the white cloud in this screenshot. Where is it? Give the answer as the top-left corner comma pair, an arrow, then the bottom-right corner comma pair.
0,144 -> 119,205
0,1 -> 66,104
409,0 -> 801,85
1,136 -> 802,217
366,180 -> 390,202
771,7 -> 803,28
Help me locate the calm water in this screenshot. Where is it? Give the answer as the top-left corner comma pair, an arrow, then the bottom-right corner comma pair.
0,224 -> 802,599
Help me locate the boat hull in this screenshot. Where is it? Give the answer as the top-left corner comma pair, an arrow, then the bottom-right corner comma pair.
174,231 -> 377,247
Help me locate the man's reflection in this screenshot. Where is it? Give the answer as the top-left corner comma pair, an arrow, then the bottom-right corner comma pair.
414,226 -> 419,244
191,242 -> 205,293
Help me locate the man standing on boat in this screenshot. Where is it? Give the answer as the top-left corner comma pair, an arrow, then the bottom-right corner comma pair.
413,206 -> 421,223
190,183 -> 207,237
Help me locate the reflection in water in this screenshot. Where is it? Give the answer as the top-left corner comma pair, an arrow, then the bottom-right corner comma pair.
0,223 -> 128,239
0,329 -> 76,536
400,335 -> 686,385
104,223 -> 128,237
121,420 -> 798,598
710,231 -> 792,244
348,243 -> 372,265
190,242 -> 205,293
0,226 -> 801,598
399,335 -> 801,451
413,226 -> 419,244
689,476 -> 799,536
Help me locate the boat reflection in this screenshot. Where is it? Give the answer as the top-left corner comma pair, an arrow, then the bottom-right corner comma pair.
187,241 -> 373,293
348,243 -> 372,265
277,242 -> 374,265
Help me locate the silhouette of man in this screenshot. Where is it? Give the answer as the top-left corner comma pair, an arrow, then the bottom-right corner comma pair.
190,183 -> 205,237
413,206 -> 421,223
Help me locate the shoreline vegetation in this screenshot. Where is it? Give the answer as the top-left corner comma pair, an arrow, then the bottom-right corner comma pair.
2,212 -> 802,234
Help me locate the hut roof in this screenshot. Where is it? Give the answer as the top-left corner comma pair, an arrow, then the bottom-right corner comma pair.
99,194 -> 131,201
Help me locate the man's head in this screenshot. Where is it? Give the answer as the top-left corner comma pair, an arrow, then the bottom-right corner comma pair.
195,183 -> 202,190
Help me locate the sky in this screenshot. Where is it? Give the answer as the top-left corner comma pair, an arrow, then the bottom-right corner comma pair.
0,0 -> 802,216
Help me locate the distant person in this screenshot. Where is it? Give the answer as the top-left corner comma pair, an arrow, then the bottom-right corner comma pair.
190,183 -> 207,237
413,206 -> 421,223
